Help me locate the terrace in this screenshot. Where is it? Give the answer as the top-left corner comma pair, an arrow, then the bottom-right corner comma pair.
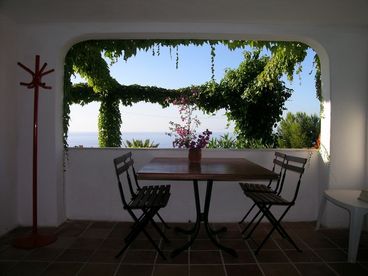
1,0 -> 368,275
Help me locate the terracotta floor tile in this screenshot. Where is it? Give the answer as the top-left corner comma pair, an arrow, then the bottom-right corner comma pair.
218,239 -> 248,250
318,228 -> 349,239
25,247 -> 64,261
160,239 -> 188,251
55,248 -> 94,262
301,236 -> 337,249
225,264 -> 263,276
78,263 -> 118,276
295,263 -> 336,276
80,228 -> 111,239
328,262 -> 368,276
89,221 -> 116,229
69,238 -> 103,250
163,226 -> 189,239
190,239 -> 219,250
248,238 -> 279,250
107,227 -> 131,239
153,264 -> 188,276
190,265 -> 226,276
5,227 -> 32,238
130,239 -> 160,250
1,221 -> 366,276
116,264 -> 154,276
357,249 -> 368,261
210,223 -> 240,232
41,262 -> 83,276
56,227 -> 86,237
327,238 -> 348,249
0,260 -> 18,273
255,250 -> 290,263
136,231 -> 162,241
284,249 -> 322,263
283,222 -> 316,230
44,237 -> 76,249
274,237 -> 307,250
6,261 -> 49,276
217,230 -> 243,239
99,238 -> 124,250
240,227 -> 268,239
261,263 -> 300,276
359,238 -> 368,249
190,250 -> 222,264
314,248 -> 348,262
156,251 -> 188,264
0,247 -> 31,260
122,250 -> 157,264
89,249 -> 122,263
295,230 -> 327,239
222,250 -> 256,264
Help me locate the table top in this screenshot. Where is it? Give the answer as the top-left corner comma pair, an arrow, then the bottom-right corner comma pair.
137,157 -> 278,181
325,189 -> 368,210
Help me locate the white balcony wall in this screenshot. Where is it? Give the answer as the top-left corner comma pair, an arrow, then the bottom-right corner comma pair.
0,14 -> 17,235
65,149 -> 320,223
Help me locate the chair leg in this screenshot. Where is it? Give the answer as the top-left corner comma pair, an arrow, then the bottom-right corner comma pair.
148,215 -> 170,243
118,209 -> 167,260
254,204 -> 301,255
141,227 -> 167,260
239,203 -> 257,224
156,212 -> 171,229
245,204 -> 286,240
243,209 -> 263,236
116,214 -> 149,258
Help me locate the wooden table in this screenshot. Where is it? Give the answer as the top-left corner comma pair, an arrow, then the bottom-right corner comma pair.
137,157 -> 278,258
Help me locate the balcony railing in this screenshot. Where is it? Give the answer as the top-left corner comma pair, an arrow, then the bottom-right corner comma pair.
65,148 -> 320,223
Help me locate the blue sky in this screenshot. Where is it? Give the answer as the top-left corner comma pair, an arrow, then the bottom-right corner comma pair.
69,44 -> 319,133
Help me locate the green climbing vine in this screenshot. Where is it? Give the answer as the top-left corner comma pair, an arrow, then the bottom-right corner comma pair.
64,39 -> 320,149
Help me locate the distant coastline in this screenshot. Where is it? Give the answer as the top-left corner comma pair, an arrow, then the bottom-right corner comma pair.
68,131 -> 232,148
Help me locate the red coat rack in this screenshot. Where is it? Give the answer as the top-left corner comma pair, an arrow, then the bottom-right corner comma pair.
14,55 -> 57,249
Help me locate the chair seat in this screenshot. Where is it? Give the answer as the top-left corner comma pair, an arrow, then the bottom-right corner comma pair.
246,191 -> 291,205
240,182 -> 273,193
129,185 -> 170,209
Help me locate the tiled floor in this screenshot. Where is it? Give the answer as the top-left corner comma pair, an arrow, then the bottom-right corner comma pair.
0,220 -> 368,275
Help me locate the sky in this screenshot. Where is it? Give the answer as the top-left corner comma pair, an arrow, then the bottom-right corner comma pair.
69,44 -> 319,133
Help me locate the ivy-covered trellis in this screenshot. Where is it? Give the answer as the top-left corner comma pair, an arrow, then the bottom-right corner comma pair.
64,39 -> 320,148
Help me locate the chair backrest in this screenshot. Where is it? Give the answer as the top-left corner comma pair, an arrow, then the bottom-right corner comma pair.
278,154 -> 308,203
269,151 -> 287,192
113,152 -> 138,208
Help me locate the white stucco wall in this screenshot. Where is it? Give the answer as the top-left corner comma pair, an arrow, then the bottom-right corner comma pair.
0,14 -> 17,235
65,149 -> 319,223
0,15 -> 366,229
313,30 -> 368,227
14,25 -> 66,227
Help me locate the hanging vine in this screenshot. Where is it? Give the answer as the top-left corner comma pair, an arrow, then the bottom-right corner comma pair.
64,39 -> 320,149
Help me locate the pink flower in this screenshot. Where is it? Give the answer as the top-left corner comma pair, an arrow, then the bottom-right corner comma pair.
167,89 -> 211,149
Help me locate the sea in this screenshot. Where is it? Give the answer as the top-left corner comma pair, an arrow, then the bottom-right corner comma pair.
68,132 -> 231,148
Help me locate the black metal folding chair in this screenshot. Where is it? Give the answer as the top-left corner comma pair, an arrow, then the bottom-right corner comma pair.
122,151 -> 171,229
244,154 -> 307,254
238,152 -> 286,234
113,152 -> 171,259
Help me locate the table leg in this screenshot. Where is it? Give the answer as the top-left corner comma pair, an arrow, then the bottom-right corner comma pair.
203,180 -> 238,257
171,180 -> 201,258
316,195 -> 326,230
348,209 -> 364,263
171,179 -> 237,258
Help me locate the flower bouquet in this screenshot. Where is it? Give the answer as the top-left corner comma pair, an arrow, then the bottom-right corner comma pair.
167,90 -> 212,162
